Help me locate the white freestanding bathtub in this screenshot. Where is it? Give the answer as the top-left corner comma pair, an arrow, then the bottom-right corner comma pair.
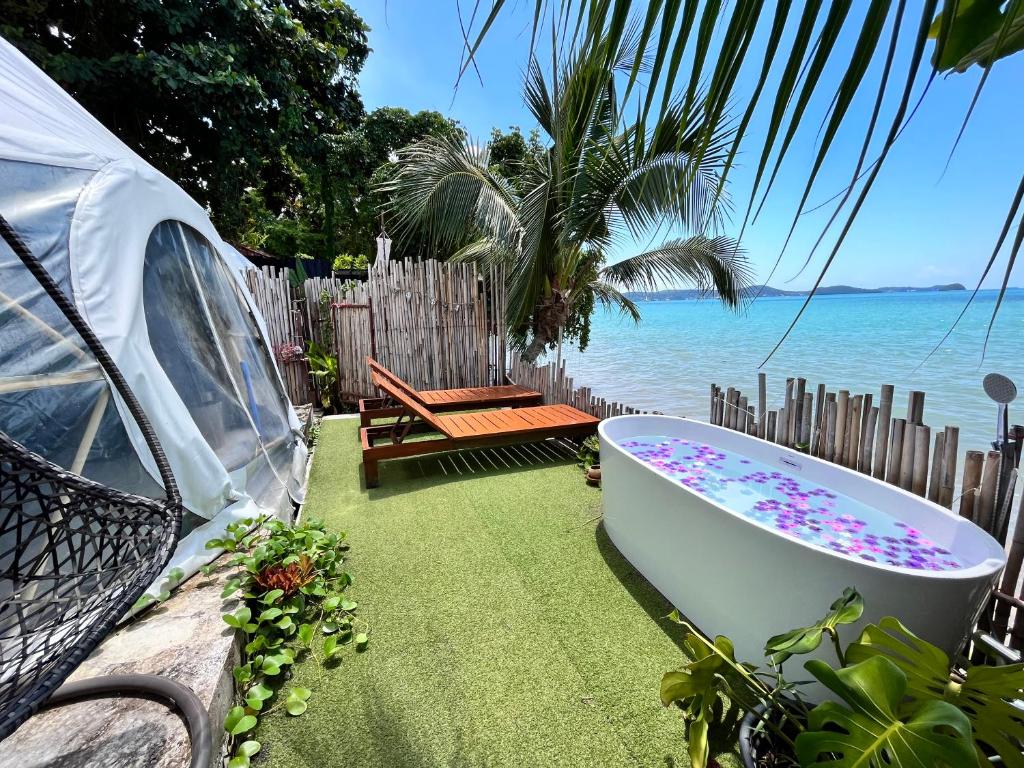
600,415 -> 1005,673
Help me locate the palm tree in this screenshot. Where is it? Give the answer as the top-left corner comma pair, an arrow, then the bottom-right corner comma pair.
461,2 -> 1024,363
381,32 -> 751,363
380,33 -> 749,364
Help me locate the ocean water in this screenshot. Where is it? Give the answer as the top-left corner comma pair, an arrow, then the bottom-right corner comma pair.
619,435 -> 965,570
559,288 -> 1024,471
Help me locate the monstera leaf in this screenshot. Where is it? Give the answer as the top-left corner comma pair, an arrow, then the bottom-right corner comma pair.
765,588 -> 864,665
847,616 -> 1024,767
796,656 -> 978,768
661,615 -> 757,768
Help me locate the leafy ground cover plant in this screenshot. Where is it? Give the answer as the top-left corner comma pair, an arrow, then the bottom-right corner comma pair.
661,588 -> 1024,767
206,516 -> 368,768
576,435 -> 600,470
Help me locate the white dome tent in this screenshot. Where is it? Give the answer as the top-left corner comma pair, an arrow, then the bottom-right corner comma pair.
0,37 -> 308,590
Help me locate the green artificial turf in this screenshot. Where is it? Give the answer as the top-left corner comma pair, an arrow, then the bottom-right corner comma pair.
257,417 -> 733,767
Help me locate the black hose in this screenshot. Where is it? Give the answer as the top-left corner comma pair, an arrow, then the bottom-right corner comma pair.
43,674 -> 212,768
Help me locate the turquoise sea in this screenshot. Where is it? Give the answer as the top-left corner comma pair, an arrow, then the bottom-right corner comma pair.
558,288 -> 1024,465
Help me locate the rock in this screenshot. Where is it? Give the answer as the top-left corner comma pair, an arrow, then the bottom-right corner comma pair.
1,565 -> 239,768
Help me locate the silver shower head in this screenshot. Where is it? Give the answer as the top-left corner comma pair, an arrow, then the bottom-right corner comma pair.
984,373 -> 1017,405
984,373 -> 1017,447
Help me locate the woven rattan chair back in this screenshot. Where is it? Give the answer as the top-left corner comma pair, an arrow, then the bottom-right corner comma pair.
0,433 -> 178,737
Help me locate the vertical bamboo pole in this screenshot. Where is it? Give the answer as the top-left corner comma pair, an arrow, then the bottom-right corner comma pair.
858,393 -> 873,471
899,422 -> 916,491
928,432 -> 945,503
821,392 -> 835,458
834,390 -> 849,463
977,451 -> 1002,534
758,372 -> 767,439
800,392 -> 813,449
794,377 -> 806,444
767,411 -> 778,444
887,419 -> 905,485
846,395 -> 863,469
994,490 -> 1024,641
813,383 -> 826,456
789,386 -> 798,444
959,450 -> 985,521
912,425 -> 930,497
873,385 -> 894,479
825,399 -> 838,462
995,470 -> 1018,547
861,407 -> 878,475
782,378 -> 794,446
907,390 -> 925,425
939,426 -> 959,509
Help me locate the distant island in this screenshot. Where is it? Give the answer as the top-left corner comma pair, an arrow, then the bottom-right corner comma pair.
625,283 -> 967,301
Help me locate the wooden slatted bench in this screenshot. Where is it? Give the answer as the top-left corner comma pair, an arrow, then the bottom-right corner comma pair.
359,358 -> 542,427
361,369 -> 598,487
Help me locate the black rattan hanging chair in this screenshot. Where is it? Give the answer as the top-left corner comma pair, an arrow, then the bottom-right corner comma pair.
0,216 -> 211,764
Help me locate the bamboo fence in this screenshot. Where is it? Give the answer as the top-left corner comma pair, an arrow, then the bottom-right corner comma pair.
710,376 -> 963,507
711,373 -> 1024,657
508,358 -> 643,419
246,259 -> 510,405
245,258 -> 645,420
244,266 -> 314,405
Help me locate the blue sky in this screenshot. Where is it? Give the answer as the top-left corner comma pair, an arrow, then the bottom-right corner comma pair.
351,1 -> 1024,291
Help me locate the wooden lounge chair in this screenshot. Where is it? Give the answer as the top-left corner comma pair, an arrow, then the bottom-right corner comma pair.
359,357 -> 542,427
361,369 -> 598,487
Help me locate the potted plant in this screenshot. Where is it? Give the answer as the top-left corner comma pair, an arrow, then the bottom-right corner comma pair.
661,588 -> 1024,767
576,435 -> 601,486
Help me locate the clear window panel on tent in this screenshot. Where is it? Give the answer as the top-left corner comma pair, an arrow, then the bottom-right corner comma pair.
177,226 -> 293,448
0,205 -> 163,500
0,159 -> 92,297
143,222 -> 295,484
143,222 -> 262,473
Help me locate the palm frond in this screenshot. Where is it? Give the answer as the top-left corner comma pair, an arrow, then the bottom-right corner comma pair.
379,134 -> 522,254
588,279 -> 642,322
506,171 -> 556,329
450,237 -> 514,267
600,235 -> 751,307
523,57 -> 555,137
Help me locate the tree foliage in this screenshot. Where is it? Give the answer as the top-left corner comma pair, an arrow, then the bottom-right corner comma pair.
487,126 -> 546,193
1,0 -> 370,235
235,107 -> 463,261
317,107 -> 465,260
